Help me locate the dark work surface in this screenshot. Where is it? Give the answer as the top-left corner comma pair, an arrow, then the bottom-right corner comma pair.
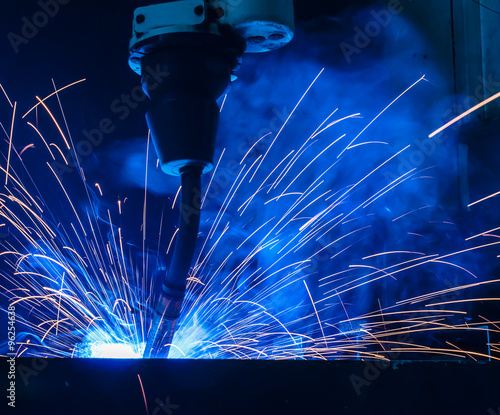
2,358 -> 499,414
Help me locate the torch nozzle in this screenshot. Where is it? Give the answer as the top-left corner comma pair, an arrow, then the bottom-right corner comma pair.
144,295 -> 182,358
144,169 -> 202,358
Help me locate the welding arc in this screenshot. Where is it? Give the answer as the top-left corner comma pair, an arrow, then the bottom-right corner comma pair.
144,168 -> 202,358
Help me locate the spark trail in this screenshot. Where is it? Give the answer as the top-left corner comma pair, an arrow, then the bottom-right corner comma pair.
0,74 -> 499,361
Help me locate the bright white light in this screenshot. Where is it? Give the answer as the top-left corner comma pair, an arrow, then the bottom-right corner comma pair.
169,319 -> 208,358
90,343 -> 143,359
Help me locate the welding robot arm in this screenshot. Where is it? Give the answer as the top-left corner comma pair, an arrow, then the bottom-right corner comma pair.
129,0 -> 294,358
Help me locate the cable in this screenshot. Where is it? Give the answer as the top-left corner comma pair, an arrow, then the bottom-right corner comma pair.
144,167 -> 202,358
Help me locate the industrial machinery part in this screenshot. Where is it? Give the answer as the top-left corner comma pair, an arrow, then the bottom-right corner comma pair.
129,0 -> 294,358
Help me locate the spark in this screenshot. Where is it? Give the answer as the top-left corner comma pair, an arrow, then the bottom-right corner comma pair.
202,148 -> 225,207
304,281 -> 327,347
282,137 -> 342,194
0,84 -> 13,108
22,79 -> 87,118
363,251 -> 426,260
172,186 -> 181,209
35,97 -> 71,149
5,102 -> 16,185
241,133 -> 271,164
46,162 -> 87,236
249,68 -> 325,182
392,205 -> 432,222
137,374 -> 148,414
348,141 -> 388,149
19,144 -> 35,157
49,143 -> 69,164
468,190 -> 500,208
338,74 -> 427,157
143,132 -> 150,280
310,113 -> 361,140
220,94 -> 228,112
167,228 -> 179,255
95,183 -> 103,196
426,298 -> 500,307
429,91 -> 500,138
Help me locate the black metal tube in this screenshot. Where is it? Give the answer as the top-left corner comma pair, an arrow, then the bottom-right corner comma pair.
140,32 -> 245,176
137,30 -> 244,359
144,168 -> 202,358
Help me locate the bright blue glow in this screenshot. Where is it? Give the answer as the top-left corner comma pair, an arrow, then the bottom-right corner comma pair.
75,330 -> 145,358
90,343 -> 143,359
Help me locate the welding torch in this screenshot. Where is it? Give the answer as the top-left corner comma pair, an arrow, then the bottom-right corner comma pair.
128,0 -> 294,358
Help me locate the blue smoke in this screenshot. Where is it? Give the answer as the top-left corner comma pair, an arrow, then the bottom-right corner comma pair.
101,8 -> 498,358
